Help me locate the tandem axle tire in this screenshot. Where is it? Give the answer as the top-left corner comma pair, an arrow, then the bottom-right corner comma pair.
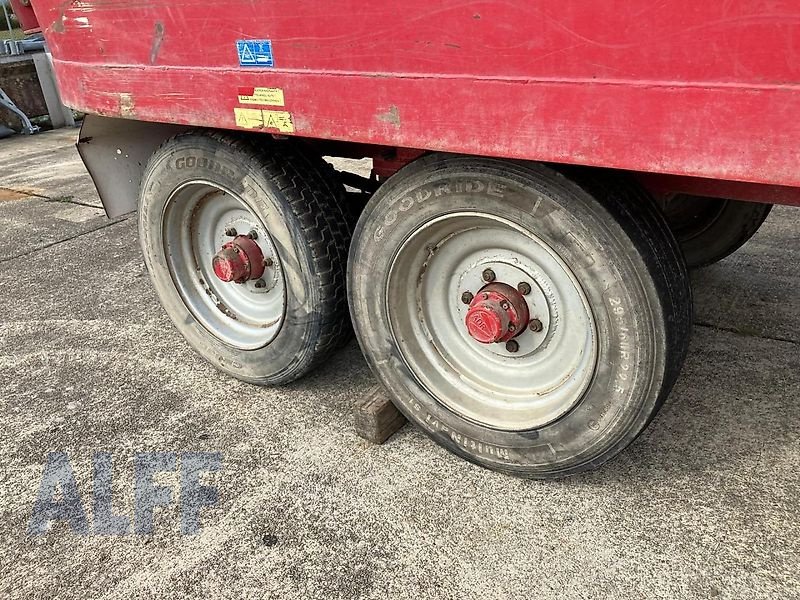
139,131 -> 351,385
348,155 -> 692,478
663,195 -> 773,269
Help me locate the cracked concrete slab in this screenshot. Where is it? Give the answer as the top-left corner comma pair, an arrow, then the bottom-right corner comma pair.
0,195 -> 122,262
0,128 -> 101,208
0,133 -> 797,600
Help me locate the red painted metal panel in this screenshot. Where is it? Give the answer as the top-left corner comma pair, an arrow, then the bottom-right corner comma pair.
28,0 -> 800,190
8,0 -> 40,32
638,174 -> 800,207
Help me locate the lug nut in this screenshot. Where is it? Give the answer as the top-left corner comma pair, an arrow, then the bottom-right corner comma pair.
263,257 -> 274,267
247,229 -> 259,240
482,292 -> 490,300
529,318 -> 543,332
224,227 -> 237,237
508,324 -> 516,332
500,301 -> 510,310
254,279 -> 266,289
482,268 -> 496,283
517,282 -> 532,295
461,291 -> 474,305
505,340 -> 519,353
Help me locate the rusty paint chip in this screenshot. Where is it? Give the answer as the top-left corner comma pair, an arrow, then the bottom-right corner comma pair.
376,105 -> 401,127
119,93 -> 135,118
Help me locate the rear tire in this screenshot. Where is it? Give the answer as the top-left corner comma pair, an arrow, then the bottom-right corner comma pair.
663,195 -> 772,268
348,155 -> 692,478
139,130 -> 351,385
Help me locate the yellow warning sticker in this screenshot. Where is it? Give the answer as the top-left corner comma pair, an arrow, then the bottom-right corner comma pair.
233,107 -> 265,129
234,108 -> 295,133
262,110 -> 294,132
237,87 -> 285,106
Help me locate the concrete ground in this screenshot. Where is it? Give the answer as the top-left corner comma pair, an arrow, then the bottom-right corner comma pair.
0,129 -> 798,600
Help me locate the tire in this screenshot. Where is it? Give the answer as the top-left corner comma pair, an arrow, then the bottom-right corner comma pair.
663,195 -> 773,268
348,155 -> 692,478
288,141 -> 364,230
139,130 -> 351,385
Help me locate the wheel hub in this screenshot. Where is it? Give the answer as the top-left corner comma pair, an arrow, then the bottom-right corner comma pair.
162,181 -> 286,350
212,235 -> 265,283
465,283 -> 529,343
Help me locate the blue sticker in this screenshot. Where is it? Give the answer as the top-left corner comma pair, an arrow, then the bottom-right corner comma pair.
237,40 -> 274,67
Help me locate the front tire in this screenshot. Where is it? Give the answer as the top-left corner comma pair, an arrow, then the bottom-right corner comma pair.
348,155 -> 692,478
139,131 -> 351,385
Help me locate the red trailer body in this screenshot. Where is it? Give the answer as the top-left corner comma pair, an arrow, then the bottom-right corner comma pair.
14,0 -> 800,199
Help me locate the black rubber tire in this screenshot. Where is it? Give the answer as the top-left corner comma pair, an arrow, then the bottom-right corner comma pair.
139,130 -> 351,385
663,195 -> 773,269
348,155 -> 692,478
283,140 -> 363,231
269,140 -> 356,350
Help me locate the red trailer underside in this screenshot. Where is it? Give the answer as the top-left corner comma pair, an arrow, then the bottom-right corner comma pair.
20,0 -> 800,203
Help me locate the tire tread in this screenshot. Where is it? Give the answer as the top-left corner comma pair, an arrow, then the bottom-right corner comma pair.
140,129 -> 352,383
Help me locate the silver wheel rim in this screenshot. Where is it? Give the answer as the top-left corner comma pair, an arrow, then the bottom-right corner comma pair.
387,212 -> 598,431
162,181 -> 286,350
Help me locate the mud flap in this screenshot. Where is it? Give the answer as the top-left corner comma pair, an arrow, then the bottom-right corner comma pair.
77,115 -> 188,218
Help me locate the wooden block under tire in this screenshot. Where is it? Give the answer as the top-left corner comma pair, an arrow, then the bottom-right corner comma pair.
354,386 -> 407,444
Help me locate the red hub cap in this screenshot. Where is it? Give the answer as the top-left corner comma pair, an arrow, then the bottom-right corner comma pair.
465,283 -> 530,343
212,235 -> 265,283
